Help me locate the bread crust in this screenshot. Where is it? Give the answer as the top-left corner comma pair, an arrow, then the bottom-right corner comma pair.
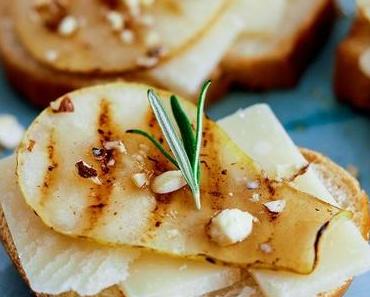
222,0 -> 336,90
334,16 -> 370,110
1,149 -> 368,297
0,0 -> 335,106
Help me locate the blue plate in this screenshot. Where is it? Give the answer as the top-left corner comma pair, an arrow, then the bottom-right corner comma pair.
0,6 -> 369,297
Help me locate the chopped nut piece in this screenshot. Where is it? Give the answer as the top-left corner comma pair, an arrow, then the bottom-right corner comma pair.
45,50 -> 59,62
92,147 -> 106,160
144,31 -> 160,47
103,140 -> 127,153
50,97 -> 74,113
136,55 -> 158,68
58,15 -> 78,36
0,115 -> 25,150
247,180 -> 259,190
263,200 -> 286,214
75,160 -> 98,178
250,193 -> 260,203
106,11 -> 125,31
132,173 -> 148,188
208,209 -> 254,246
151,170 -> 187,194
91,176 -> 103,185
34,0 -> 68,30
107,158 -> 116,167
120,29 -> 134,44
260,243 -> 273,254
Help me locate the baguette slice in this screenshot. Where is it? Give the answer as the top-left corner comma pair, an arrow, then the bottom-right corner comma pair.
223,0 -> 336,89
0,0 -> 336,107
1,148 -> 368,297
334,13 -> 370,110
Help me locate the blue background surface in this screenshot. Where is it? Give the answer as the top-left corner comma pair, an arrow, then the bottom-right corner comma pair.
0,3 -> 369,297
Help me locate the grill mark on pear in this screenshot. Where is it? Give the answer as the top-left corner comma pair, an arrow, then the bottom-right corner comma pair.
84,99 -> 119,233
137,111 -> 174,243
40,130 -> 58,206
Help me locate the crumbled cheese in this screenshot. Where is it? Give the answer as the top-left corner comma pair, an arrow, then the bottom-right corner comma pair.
106,11 -> 125,31
151,170 -> 187,194
250,193 -> 260,203
103,140 -> 127,153
246,180 -> 259,190
228,192 -> 234,197
263,200 -> 286,214
45,50 -> 58,62
58,15 -> 78,36
208,209 -> 254,246
0,115 -> 25,150
132,173 -> 148,188
260,243 -> 273,254
120,29 -> 134,44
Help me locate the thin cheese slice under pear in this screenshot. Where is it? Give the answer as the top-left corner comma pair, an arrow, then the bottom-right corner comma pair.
0,156 -> 140,296
219,104 -> 370,297
15,0 -> 229,73
17,83 -> 345,274
120,253 -> 240,297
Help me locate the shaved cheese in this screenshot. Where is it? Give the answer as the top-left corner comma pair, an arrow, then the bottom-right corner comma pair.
252,219 -> 370,297
0,156 -> 140,296
218,104 -> 370,297
147,2 -> 244,99
218,104 -> 338,206
121,253 -> 240,297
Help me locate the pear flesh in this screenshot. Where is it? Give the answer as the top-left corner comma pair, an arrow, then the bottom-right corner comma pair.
17,83 -> 348,274
14,0 -> 230,73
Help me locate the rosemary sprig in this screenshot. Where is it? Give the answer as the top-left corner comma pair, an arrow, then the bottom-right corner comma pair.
126,81 -> 211,209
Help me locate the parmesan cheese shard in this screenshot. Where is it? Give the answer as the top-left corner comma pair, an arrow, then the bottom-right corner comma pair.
121,253 -> 241,297
0,156 -> 140,296
218,104 -> 370,297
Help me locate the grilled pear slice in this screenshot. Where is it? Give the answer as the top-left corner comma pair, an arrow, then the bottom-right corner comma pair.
14,0 -> 230,73
17,83 -> 349,274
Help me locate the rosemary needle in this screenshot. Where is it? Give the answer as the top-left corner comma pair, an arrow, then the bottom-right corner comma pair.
126,81 -> 211,209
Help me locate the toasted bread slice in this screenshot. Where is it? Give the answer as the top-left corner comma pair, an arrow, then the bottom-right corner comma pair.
1,149 -> 368,297
223,0 -> 336,89
334,13 -> 370,110
0,0 -> 335,107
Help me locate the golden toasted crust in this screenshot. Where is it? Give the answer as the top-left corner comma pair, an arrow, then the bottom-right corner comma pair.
0,0 -> 335,106
223,0 -> 336,90
1,149 -> 368,297
334,16 -> 370,110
